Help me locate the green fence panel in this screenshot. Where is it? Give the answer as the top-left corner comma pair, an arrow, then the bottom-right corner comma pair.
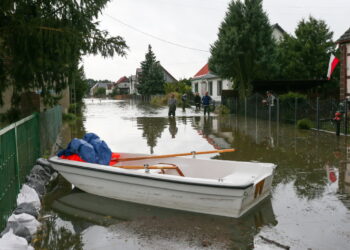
16,114 -> 41,184
40,106 -> 62,155
0,105 -> 62,231
0,125 -> 19,230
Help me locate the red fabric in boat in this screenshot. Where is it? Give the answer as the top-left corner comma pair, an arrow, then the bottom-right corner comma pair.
60,154 -> 85,162
60,152 -> 120,166
109,152 -> 121,165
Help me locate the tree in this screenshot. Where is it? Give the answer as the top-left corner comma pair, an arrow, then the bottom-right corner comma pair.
276,16 -> 336,80
71,66 -> 89,104
209,0 -> 276,97
164,79 -> 192,94
94,87 -> 106,98
0,1 -> 127,108
138,45 -> 165,95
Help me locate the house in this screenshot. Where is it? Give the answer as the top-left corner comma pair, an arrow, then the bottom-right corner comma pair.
90,82 -> 113,96
337,27 -> 350,100
160,65 -> 177,83
272,23 -> 287,43
115,76 -> 130,94
191,24 -> 287,102
1,85 -> 70,115
191,63 -> 233,102
130,65 -> 177,94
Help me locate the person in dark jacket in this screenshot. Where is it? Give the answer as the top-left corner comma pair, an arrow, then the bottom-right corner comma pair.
202,92 -> 212,116
181,93 -> 187,111
168,94 -> 177,117
194,92 -> 201,110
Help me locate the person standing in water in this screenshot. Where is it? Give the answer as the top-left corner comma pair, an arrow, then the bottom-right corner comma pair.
202,92 -> 212,116
168,94 -> 177,117
194,92 -> 201,111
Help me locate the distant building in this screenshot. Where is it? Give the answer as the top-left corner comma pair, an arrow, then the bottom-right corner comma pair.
90,82 -> 113,96
130,65 -> 177,95
272,23 -> 287,42
160,65 -> 177,83
337,27 -> 350,100
191,63 -> 233,103
191,23 -> 287,102
115,76 -> 130,94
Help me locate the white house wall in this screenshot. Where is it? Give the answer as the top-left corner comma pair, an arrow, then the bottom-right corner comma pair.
192,78 -> 233,102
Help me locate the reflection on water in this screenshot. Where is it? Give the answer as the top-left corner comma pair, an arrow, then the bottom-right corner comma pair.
39,187 -> 276,249
168,117 -> 178,138
43,99 -> 350,249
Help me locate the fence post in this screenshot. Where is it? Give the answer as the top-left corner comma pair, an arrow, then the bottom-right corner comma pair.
294,97 -> 298,126
276,97 -> 280,124
14,123 -> 20,193
345,100 -> 348,135
255,94 -> 258,119
244,97 -> 247,120
316,97 -> 320,130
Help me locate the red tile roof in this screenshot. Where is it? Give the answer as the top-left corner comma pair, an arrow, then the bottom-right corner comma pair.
116,76 -> 129,84
194,63 -> 209,77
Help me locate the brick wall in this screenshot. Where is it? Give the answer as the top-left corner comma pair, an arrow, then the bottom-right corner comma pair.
340,44 -> 348,100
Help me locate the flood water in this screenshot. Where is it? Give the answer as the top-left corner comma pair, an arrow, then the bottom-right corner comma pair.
35,99 -> 350,249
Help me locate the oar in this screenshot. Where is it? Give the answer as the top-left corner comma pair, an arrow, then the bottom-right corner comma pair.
113,149 -> 235,162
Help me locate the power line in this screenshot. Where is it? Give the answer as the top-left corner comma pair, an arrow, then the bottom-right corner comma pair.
105,14 -> 210,53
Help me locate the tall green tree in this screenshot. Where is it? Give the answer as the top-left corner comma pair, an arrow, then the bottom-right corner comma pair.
138,45 -> 165,95
209,0 -> 276,97
276,16 -> 336,80
0,0 -> 127,108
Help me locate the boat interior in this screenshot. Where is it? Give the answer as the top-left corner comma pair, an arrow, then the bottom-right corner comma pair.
113,153 -> 274,184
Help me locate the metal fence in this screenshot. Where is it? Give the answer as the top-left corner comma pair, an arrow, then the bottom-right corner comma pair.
222,93 -> 348,134
0,106 -> 62,230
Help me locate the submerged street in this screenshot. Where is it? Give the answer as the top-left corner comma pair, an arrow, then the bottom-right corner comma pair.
38,99 -> 350,249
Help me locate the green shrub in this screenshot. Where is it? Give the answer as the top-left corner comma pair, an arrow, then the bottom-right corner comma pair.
150,92 -> 182,106
279,92 -> 307,102
297,118 -> 313,129
63,113 -> 77,121
68,103 -> 84,114
215,105 -> 230,115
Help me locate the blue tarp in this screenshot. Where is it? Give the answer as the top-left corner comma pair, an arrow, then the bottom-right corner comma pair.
58,133 -> 112,165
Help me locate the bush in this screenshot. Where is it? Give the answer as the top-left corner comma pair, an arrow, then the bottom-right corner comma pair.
150,92 -> 182,106
63,113 -> 77,121
68,103 -> 84,114
214,105 -> 230,115
279,92 -> 307,102
297,118 -> 313,129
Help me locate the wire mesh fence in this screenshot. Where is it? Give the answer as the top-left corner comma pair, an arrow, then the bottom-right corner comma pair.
0,106 -> 62,230
222,93 -> 348,135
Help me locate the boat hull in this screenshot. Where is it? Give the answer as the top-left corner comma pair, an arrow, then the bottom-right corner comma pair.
49,155 -> 276,218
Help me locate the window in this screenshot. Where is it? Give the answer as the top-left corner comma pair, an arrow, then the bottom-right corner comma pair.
194,83 -> 198,93
209,81 -> 213,95
217,80 -> 222,96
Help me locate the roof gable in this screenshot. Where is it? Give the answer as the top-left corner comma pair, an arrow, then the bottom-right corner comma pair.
272,23 -> 286,34
337,27 -> 350,44
194,63 -> 209,77
116,76 -> 129,84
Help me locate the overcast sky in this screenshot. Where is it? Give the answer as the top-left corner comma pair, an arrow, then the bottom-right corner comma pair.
82,0 -> 350,81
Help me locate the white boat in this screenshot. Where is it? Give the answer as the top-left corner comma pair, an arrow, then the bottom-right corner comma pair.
49,152 -> 277,218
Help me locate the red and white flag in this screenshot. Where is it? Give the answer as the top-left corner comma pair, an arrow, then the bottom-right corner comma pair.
327,54 -> 339,80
